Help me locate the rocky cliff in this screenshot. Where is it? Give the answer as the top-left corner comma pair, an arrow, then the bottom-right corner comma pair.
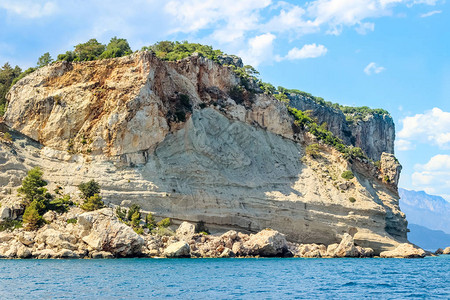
0,51 -> 407,254
288,94 -> 395,161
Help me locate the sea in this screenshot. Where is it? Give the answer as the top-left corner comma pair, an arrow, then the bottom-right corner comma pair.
0,256 -> 448,299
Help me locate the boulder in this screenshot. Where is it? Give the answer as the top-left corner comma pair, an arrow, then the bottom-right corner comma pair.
0,206 -> 11,221
435,248 -> 444,255
443,247 -> 450,255
0,232 -> 14,243
380,243 -> 426,258
57,249 -> 79,259
356,246 -> 374,258
36,228 -> 76,249
232,242 -> 244,256
164,241 -> 190,258
33,249 -> 57,259
244,229 -> 288,257
176,222 -> 196,238
77,208 -> 144,257
327,243 -> 339,257
219,248 -> 235,258
297,244 -> 327,258
17,246 -> 32,259
17,231 -> 35,246
333,233 -> 359,257
91,251 -> 114,259
43,211 -> 57,222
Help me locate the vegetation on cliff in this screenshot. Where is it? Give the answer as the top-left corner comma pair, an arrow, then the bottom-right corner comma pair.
15,167 -> 73,230
0,63 -> 22,116
287,106 -> 367,160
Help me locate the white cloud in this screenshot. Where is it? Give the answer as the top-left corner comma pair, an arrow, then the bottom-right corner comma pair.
412,0 -> 439,5
364,62 -> 386,75
398,108 -> 450,149
355,22 -> 375,34
164,0 -> 271,42
412,155 -> 450,201
0,1 -> 57,18
276,43 -> 328,61
395,139 -> 414,151
420,10 -> 442,17
238,33 -> 276,67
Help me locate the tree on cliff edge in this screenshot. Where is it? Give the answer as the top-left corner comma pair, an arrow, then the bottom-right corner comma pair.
37,52 -> 53,68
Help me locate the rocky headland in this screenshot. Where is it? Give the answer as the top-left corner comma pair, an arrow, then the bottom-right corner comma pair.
0,48 -> 435,258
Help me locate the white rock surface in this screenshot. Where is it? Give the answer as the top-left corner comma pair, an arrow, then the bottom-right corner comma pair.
164,241 -> 190,258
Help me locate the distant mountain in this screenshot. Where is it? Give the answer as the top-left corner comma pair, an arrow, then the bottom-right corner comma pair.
407,223 -> 450,251
399,188 -> 450,234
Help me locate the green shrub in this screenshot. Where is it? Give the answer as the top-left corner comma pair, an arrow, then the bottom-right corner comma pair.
374,160 -> 381,169
384,175 -> 391,183
18,167 -> 50,205
73,39 -> 106,62
0,103 -> 5,116
273,93 -> 289,103
151,227 -> 175,236
134,227 -> 144,234
99,37 -> 132,59
78,180 -> 100,200
127,204 -> 140,221
259,82 -> 275,94
145,213 -> 156,230
157,217 -> 171,228
195,220 -> 210,234
37,52 -> 53,68
341,170 -> 355,180
349,197 -> 356,203
49,194 -> 73,213
80,194 -> 104,211
131,211 -> 141,228
0,219 -> 22,231
306,144 -> 321,159
3,132 -> 12,142
23,201 -> 44,231
143,41 -> 223,62
67,218 -> 77,224
115,207 -> 127,220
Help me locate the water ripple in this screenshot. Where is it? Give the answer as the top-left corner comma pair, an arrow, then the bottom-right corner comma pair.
0,256 -> 448,299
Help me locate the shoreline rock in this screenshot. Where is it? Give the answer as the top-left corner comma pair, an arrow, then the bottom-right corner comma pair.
0,210 -> 430,259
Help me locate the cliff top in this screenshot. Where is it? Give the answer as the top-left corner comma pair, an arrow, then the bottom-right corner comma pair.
0,38 -> 389,120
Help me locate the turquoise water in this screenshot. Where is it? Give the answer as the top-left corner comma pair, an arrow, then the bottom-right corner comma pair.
0,256 -> 449,299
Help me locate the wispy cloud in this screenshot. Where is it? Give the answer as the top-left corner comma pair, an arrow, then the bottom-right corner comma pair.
364,62 -> 386,75
0,0 -> 57,19
420,10 -> 442,17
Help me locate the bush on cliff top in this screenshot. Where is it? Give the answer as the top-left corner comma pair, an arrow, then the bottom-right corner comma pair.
142,41 -> 223,62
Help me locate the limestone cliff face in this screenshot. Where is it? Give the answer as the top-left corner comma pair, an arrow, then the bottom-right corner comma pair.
288,94 -> 395,161
1,52 -> 407,253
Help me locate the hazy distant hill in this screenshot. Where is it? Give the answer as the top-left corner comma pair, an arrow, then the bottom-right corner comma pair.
399,188 -> 450,234
407,223 -> 450,251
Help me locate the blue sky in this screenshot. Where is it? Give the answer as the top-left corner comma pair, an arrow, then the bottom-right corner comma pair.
1,0 -> 449,200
